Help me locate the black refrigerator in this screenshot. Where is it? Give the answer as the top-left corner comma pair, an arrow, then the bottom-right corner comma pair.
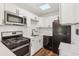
52,20 -> 71,54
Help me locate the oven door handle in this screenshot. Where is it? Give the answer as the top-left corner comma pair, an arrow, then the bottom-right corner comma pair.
12,43 -> 30,52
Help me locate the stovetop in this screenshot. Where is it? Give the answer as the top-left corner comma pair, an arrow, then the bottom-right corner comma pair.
1,31 -> 30,56
2,37 -> 30,49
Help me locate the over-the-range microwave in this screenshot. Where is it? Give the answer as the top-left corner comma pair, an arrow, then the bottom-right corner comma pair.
4,10 -> 26,25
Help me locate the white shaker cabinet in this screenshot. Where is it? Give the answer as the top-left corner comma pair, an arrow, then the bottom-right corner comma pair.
59,3 -> 75,25
31,39 -> 37,56
36,36 -> 43,52
0,3 -> 4,25
4,3 -> 17,13
30,36 -> 43,56
74,4 -> 79,23
38,37 -> 43,49
0,3 -> 19,25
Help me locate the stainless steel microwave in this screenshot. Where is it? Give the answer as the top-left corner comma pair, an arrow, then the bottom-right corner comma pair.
4,11 -> 26,25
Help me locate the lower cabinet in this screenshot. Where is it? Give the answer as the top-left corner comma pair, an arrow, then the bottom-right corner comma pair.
31,39 -> 37,56
30,36 -> 43,56
38,38 -> 43,49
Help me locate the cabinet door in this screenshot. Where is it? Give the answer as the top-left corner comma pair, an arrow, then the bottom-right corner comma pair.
0,3 -> 4,25
31,37 -> 43,56
31,40 -> 35,55
35,39 -> 40,52
4,3 -> 17,13
59,3 -> 75,24
38,38 -> 43,49
74,4 -> 79,23
31,39 -> 38,56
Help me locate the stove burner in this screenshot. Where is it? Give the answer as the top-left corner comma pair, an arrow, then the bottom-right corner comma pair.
1,31 -> 30,56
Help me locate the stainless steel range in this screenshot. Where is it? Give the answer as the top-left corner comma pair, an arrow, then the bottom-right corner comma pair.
1,31 -> 30,56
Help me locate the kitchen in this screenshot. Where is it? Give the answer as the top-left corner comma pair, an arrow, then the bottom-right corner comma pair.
0,3 -> 79,56
0,3 -> 59,56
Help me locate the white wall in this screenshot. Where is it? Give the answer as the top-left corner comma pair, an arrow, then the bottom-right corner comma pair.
39,15 -> 58,27
43,15 -> 58,27
38,15 -> 58,36
38,28 -> 52,36
41,11 -> 59,17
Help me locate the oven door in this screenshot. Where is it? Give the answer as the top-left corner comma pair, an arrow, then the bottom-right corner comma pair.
12,44 -> 30,56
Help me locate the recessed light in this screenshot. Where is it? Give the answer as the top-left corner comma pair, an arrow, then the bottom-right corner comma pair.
40,4 -> 51,11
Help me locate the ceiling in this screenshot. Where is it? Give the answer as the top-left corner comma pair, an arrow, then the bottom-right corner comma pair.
14,3 -> 59,16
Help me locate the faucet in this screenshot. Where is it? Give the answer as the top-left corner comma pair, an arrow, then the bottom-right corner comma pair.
31,29 -> 38,36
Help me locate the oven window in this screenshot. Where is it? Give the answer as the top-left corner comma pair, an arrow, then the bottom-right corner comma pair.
13,45 -> 30,56
7,14 -> 23,23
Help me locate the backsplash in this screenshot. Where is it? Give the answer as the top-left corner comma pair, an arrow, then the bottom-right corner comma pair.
38,28 -> 52,36
0,25 -> 31,41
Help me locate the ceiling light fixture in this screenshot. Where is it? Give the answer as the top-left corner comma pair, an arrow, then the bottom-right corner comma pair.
40,4 -> 51,11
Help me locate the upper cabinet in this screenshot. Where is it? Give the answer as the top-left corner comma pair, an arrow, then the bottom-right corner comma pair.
59,3 -> 75,25
0,3 -> 4,25
74,4 -> 79,23
18,8 -> 39,27
4,3 -> 17,13
0,3 -> 37,26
